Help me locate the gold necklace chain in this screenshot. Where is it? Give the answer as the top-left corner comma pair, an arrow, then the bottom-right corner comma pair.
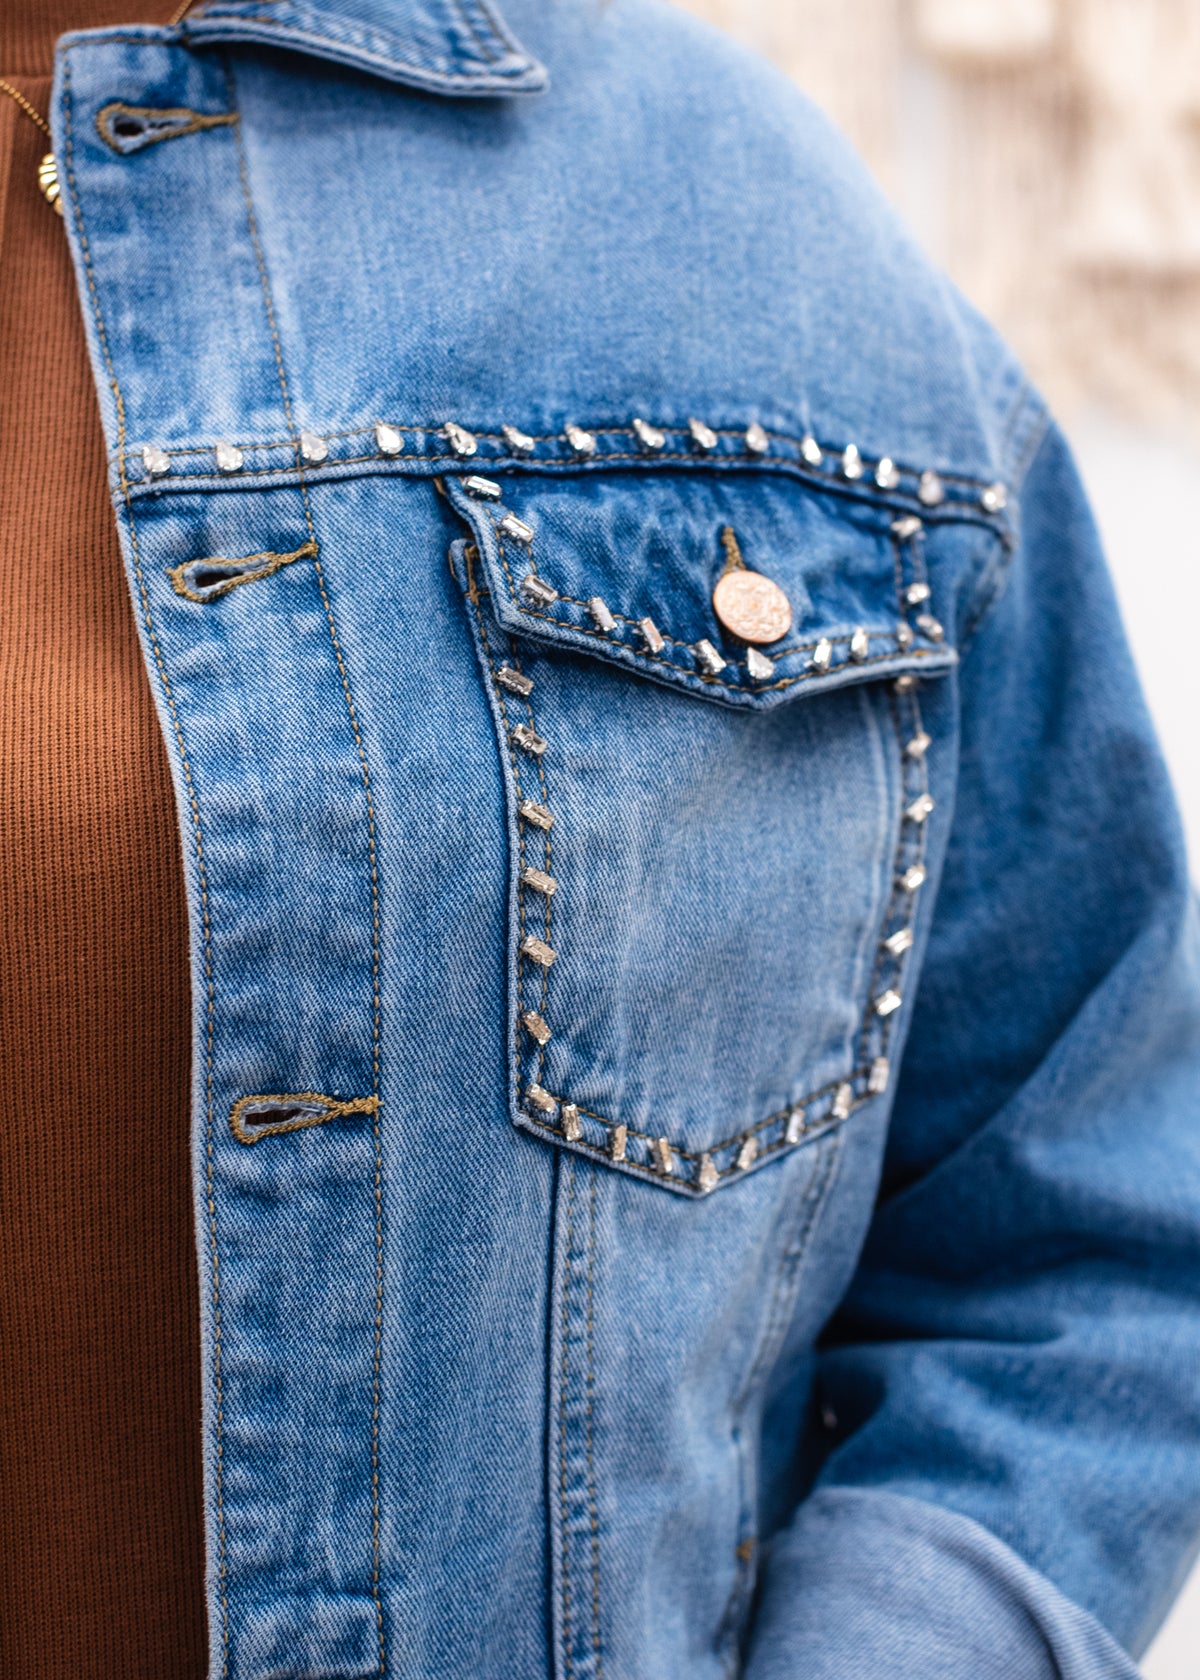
0,78 -> 64,216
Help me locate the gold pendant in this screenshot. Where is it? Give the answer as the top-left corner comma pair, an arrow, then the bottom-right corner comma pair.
37,151 -> 64,216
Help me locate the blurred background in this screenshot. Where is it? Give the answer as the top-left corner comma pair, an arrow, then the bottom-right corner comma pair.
673,2 -> 1200,1673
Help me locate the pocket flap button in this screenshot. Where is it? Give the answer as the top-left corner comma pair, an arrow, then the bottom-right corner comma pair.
712,569 -> 792,646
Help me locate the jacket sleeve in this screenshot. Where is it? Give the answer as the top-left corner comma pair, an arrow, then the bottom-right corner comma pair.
744,413 -> 1200,1679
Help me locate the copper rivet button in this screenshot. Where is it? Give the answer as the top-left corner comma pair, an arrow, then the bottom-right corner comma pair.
711,570 -> 792,645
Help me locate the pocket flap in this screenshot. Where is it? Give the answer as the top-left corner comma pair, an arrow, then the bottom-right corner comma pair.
445,468 -> 957,708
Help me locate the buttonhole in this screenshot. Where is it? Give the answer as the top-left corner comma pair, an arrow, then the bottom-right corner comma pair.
168,539 -> 316,603
96,101 -> 237,156
230,1091 -> 380,1145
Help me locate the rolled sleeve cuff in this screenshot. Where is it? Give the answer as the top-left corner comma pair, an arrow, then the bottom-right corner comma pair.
743,1488 -> 1142,1680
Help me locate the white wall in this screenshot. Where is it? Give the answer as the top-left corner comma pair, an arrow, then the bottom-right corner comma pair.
1073,414 -> 1200,867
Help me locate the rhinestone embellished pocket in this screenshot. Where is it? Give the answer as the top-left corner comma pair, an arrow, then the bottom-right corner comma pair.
448,469 -> 957,1196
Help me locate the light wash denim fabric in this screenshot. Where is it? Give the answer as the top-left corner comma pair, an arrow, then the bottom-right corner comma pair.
49,3 -> 1200,1677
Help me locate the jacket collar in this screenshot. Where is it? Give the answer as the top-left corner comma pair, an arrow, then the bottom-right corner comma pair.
180,0 -> 547,96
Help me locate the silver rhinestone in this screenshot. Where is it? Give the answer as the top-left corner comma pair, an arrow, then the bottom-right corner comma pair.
299,430 -> 328,465
526,1082 -> 557,1115
918,469 -> 945,507
497,665 -> 533,697
653,1136 -> 674,1175
875,989 -> 902,1017
884,927 -> 914,956
562,1103 -> 582,1142
832,1082 -> 854,1120
894,673 -> 918,693
511,723 -> 547,758
849,626 -> 869,662
521,1010 -> 552,1045
564,423 -> 597,458
785,1109 -> 805,1144
519,800 -> 554,831
800,434 -> 823,467
689,418 -> 718,452
746,647 -> 774,682
736,1136 -> 758,1172
697,1153 -> 720,1195
215,439 -> 243,473
464,474 -> 502,499
694,638 -> 727,676
811,637 -> 833,674
520,934 -> 557,967
916,612 -> 944,643
520,866 -> 557,896
868,1056 -> 890,1095
638,617 -> 665,655
520,572 -> 557,606
374,422 -> 404,457
610,1123 -> 628,1162
980,482 -> 1007,514
633,417 -> 666,452
744,422 -> 770,456
906,793 -> 935,825
142,443 -> 170,477
905,581 -> 931,606
502,423 -> 536,456
841,444 -> 864,481
501,513 -> 536,545
900,863 -> 927,893
875,456 -> 900,490
443,421 -> 477,458
892,515 -> 923,540
586,596 -> 617,632
906,731 -> 932,759
896,621 -> 913,650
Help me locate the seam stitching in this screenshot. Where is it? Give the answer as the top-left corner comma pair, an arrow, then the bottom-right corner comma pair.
559,1159 -> 577,1678
585,1170 -> 604,1678
227,60 -> 386,1672
716,1130 -> 844,1663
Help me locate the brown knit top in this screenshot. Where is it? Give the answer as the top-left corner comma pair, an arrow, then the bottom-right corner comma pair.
0,8 -> 205,1675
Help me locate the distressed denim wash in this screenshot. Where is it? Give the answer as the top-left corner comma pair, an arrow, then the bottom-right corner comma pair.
49,2 -> 1200,1677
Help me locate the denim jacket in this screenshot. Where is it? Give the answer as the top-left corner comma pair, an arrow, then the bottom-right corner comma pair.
51,3 -> 1200,1676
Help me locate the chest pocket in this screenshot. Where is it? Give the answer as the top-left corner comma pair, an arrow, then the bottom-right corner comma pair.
445,469 -> 956,1197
